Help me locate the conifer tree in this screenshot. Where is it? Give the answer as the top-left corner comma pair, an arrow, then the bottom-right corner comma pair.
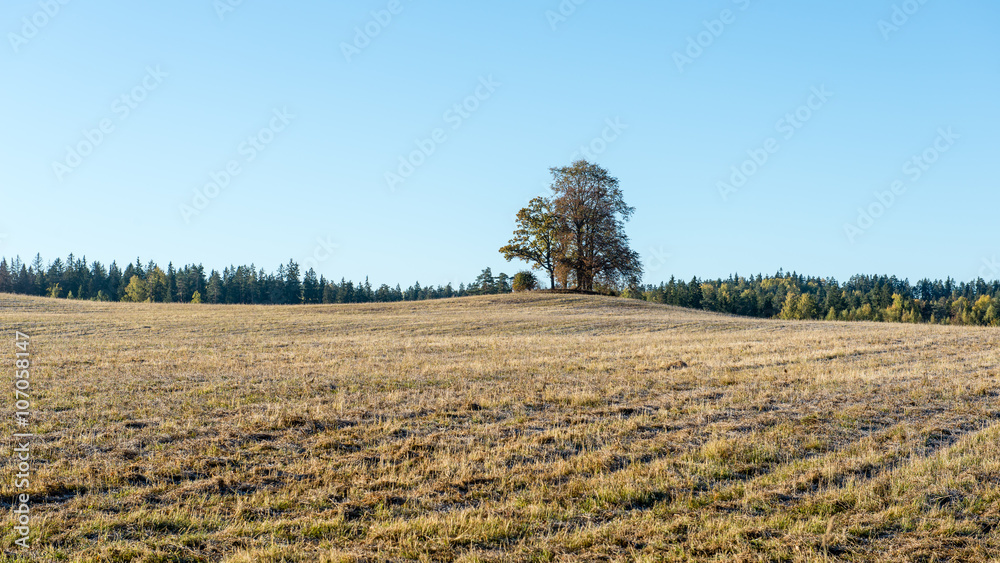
206,271 -> 223,304
303,268 -> 321,304
284,260 -> 302,304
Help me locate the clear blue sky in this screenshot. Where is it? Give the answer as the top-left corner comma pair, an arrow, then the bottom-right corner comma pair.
2,1 -> 998,286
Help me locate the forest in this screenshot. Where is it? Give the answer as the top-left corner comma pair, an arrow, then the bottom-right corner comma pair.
640,272 -> 1000,327
3,253 -> 999,327
0,254 -> 511,305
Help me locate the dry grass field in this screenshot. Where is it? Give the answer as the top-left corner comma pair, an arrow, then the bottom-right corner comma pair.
2,292 -> 1000,562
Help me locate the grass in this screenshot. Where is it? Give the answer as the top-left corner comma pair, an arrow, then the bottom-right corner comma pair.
2,292 -> 1000,561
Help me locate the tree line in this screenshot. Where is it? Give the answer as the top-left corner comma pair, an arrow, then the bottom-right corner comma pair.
4,253 -> 999,326
0,254 -> 513,304
639,272 -> 1000,326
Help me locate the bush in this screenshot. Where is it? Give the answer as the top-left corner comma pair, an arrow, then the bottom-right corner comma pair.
512,271 -> 538,293
621,287 -> 645,300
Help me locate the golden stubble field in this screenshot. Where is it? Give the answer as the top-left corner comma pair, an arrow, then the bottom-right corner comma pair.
2,292 -> 1000,562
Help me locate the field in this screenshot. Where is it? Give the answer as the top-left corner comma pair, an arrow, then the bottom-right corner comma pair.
2,292 -> 1000,562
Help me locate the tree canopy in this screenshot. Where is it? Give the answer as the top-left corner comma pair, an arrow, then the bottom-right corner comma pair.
501,160 -> 642,293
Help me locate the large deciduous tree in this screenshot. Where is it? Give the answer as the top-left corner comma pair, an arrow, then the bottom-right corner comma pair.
550,160 -> 642,291
499,196 -> 560,289
500,160 -> 642,293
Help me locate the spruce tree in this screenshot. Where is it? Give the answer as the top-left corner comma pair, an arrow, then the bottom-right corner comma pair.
206,271 -> 223,304
302,268 -> 321,304
0,259 -> 11,293
283,260 -> 302,304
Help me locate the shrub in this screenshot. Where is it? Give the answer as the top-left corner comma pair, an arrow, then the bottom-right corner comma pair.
512,271 -> 538,293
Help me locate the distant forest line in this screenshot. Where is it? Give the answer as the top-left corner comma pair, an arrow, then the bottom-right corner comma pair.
2,254 -> 999,327
0,255 -> 509,305
642,273 -> 1000,327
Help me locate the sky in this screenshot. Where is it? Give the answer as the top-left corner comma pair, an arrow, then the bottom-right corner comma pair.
2,0 -> 998,286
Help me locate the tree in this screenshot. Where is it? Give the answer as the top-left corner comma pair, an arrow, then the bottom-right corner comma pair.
548,160 -> 641,291
778,292 -> 799,320
31,254 -> 45,295
191,290 -> 203,304
496,272 -> 511,294
501,161 -> 642,293
206,271 -> 223,304
471,268 -> 495,295
512,271 -> 538,292
987,304 -> 1000,327
108,262 -> 122,300
122,276 -> 149,302
302,268 -> 321,304
0,259 -> 11,293
284,260 -> 302,304
90,261 -> 109,299
500,197 -> 560,289
47,283 -> 63,298
147,267 -> 169,302
323,278 -> 337,304
795,294 -> 818,320
166,262 -> 177,303
15,264 -> 31,294
972,295 -> 995,325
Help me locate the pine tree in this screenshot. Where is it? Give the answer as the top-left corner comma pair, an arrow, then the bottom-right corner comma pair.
284,260 -> 302,304
302,268 -> 321,304
206,271 -> 223,304
31,254 -> 45,295
472,268 -> 494,295
16,264 -> 31,294
0,259 -> 11,293
496,272 -> 511,294
108,262 -> 122,300
167,263 -> 177,303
